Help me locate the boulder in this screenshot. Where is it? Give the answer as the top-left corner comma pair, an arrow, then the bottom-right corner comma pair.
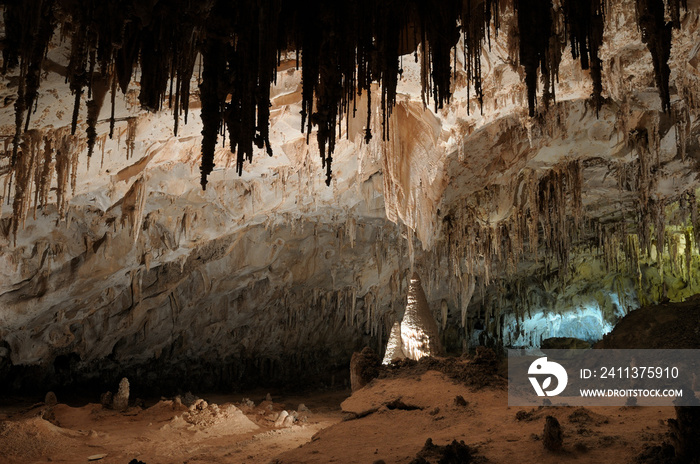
274,410 -> 289,427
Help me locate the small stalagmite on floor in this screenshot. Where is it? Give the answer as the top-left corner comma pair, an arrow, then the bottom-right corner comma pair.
112,377 -> 130,412
44,391 -> 57,407
543,415 -> 563,451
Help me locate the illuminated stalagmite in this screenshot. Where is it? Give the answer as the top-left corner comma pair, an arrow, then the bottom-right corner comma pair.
382,321 -> 406,364
400,273 -> 443,361
382,273 -> 443,363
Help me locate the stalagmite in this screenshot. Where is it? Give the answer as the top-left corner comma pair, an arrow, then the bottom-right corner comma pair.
349,347 -> 379,392
112,377 -> 130,412
543,415 -> 563,450
461,274 -> 476,329
440,299 -> 448,331
382,320 -> 406,365
400,272 -> 442,361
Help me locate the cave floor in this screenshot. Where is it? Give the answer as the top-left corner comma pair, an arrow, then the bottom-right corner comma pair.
275,370 -> 675,463
0,388 -> 347,464
0,370 -> 676,464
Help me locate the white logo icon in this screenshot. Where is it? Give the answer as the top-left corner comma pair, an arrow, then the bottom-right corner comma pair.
528,357 -> 568,397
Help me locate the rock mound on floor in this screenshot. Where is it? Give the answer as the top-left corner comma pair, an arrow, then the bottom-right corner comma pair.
594,296 -> 700,349
409,438 -> 476,464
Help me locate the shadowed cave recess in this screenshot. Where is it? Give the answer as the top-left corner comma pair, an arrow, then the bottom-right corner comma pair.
1,0 -> 700,398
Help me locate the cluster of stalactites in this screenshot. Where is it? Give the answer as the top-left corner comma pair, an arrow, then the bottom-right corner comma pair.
1,0 -> 204,170
591,186 -> 698,305
442,160 -> 584,292
2,126 -> 84,245
514,0 -> 607,116
0,0 -> 688,191
289,0 -> 501,187
635,0 -> 687,112
0,0 -> 499,191
515,0 -> 689,116
561,0 -> 605,114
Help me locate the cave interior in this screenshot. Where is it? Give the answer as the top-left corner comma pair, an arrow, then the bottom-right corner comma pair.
1,0 -> 700,463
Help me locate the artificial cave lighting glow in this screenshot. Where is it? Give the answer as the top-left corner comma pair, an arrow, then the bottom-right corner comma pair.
503,301 -> 622,348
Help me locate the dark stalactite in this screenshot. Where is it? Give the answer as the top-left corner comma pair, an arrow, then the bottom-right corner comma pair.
2,0 -> 57,165
23,0 -> 57,133
635,0 -> 682,113
461,0 -> 499,114
115,20 -> 140,95
667,0 -> 688,29
561,0 -> 605,114
109,70 -> 117,139
2,1 -> 22,74
65,0 -> 93,135
515,0 -> 554,117
418,0 -> 461,113
86,75 -> 110,158
137,8 -> 171,112
198,39 -> 223,191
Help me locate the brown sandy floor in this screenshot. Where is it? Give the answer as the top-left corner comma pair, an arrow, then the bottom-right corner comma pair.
0,370 -> 677,464
275,370 -> 675,464
0,389 -> 346,464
